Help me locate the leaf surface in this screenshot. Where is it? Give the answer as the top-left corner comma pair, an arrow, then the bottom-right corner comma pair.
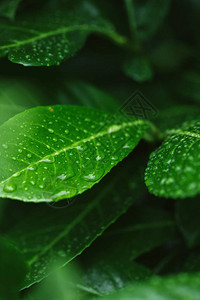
0,105 -> 148,202
145,120 -> 200,198
6,150 -> 145,288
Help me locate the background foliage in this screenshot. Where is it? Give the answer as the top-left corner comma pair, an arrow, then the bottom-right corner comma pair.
0,0 -> 200,299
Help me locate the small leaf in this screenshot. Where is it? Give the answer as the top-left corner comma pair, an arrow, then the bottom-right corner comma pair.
97,272 -> 200,300
0,105 -> 148,202
176,197 -> 200,247
123,56 -> 153,82
0,0 -> 126,66
6,150 -> 145,289
145,120 -> 200,198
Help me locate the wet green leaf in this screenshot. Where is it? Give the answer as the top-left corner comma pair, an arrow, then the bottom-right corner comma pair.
6,151 -> 145,289
145,120 -> 200,198
0,105 -> 148,202
0,0 -> 126,66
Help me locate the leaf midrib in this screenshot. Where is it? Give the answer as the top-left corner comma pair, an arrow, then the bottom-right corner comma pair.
1,119 -> 146,186
0,24 -> 127,51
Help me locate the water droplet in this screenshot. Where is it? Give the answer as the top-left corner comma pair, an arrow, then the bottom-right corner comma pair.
82,168 -> 105,182
3,183 -> 16,193
65,129 -> 69,134
27,153 -> 32,159
2,144 -> 8,149
48,128 -> 54,134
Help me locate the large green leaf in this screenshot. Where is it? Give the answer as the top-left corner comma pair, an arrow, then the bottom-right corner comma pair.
96,272 -> 200,300
145,120 -> 200,198
0,0 -> 126,66
6,150 -> 145,289
0,105 -> 148,202
77,205 -> 175,295
0,236 -> 28,299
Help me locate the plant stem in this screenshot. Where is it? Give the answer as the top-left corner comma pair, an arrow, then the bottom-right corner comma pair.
143,122 -> 164,143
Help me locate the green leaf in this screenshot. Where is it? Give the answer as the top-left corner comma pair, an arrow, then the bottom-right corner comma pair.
6,150 -> 145,289
0,0 -> 126,66
0,105 -> 148,202
96,272 -> 200,300
176,197 -> 200,247
0,0 -> 22,19
0,236 -> 28,299
123,56 -> 153,82
145,120 -> 200,198
77,205 -> 175,295
79,261 -> 151,296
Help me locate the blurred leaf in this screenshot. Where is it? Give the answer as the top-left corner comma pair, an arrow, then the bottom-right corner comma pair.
0,0 -> 22,19
183,250 -> 200,273
77,205 -> 175,295
155,105 -> 200,132
145,120 -> 200,198
24,264 -> 83,300
6,151 -> 145,289
96,272 -> 200,300
0,236 -> 28,299
150,41 -> 192,73
123,56 -> 153,82
0,79 -> 46,125
134,0 -> 171,41
176,72 -> 200,103
55,81 -> 120,112
176,197 -> 200,247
